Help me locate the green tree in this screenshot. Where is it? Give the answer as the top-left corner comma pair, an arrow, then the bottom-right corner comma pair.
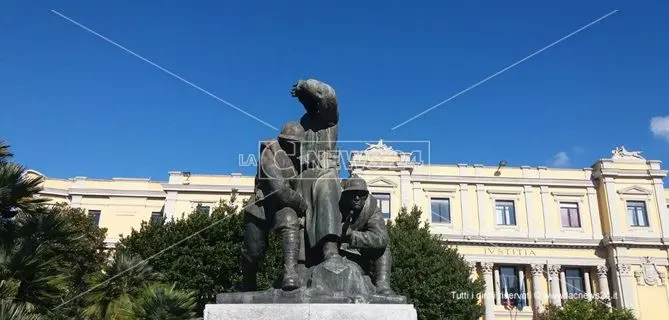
120,283 -> 197,320
115,196 -> 282,314
388,206 -> 485,320
536,299 -> 636,320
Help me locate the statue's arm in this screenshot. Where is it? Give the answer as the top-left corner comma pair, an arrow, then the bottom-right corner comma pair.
348,209 -> 389,249
260,151 -> 307,214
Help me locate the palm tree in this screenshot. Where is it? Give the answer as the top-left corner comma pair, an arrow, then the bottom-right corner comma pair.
0,140 -> 46,219
120,283 -> 197,320
0,141 -> 80,318
0,210 -> 75,313
83,254 -> 163,320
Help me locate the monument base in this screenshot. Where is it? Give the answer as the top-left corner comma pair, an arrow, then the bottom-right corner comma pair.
203,303 -> 418,320
216,288 -> 407,304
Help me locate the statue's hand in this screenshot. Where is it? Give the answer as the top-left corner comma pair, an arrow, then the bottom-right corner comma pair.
290,81 -> 303,97
297,197 -> 309,217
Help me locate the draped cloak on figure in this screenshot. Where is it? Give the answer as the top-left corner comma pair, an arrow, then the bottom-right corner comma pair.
292,79 -> 343,255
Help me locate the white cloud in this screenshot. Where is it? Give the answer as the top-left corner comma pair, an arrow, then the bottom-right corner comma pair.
651,116 -> 669,142
550,151 -> 570,167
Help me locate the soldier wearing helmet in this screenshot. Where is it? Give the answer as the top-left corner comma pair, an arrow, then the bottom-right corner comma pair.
338,175 -> 395,295
241,121 -> 308,292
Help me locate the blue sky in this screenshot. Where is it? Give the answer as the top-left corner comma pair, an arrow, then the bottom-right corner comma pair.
2,0 -> 669,182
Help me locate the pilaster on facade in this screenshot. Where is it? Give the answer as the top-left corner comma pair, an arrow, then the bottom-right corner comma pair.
612,263 -> 636,312
523,185 -> 538,239
164,191 -> 178,220
586,187 -> 603,239
460,183 -> 474,236
540,186 -> 551,239
476,184 -> 488,236
652,178 -> 669,242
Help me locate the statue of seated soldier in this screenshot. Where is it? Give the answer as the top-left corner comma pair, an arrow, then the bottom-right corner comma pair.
338,175 -> 395,295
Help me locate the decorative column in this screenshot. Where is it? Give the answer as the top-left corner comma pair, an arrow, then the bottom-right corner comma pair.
548,264 -> 562,306
468,261 -> 478,281
616,263 -> 636,312
596,265 -> 611,305
494,267 -> 501,304
584,269 -> 592,299
560,269 -> 568,300
531,264 -> 545,313
481,263 -> 496,320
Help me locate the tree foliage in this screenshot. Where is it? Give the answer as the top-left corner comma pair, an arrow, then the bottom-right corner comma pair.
536,299 -> 636,320
115,196 -> 282,314
0,140 -> 196,319
388,206 -> 485,320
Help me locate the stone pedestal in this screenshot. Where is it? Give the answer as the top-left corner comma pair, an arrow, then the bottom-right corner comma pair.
203,303 -> 418,320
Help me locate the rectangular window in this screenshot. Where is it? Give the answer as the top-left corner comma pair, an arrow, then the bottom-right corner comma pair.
560,202 -> 581,228
498,266 -> 520,306
627,201 -> 649,227
564,268 -> 586,299
495,200 -> 516,226
150,211 -> 163,224
430,198 -> 451,223
374,193 -> 391,219
88,209 -> 101,226
196,205 -> 210,216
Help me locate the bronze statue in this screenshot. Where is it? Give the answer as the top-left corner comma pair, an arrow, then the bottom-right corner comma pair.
229,79 -> 404,304
339,175 -> 394,295
241,121 -> 308,291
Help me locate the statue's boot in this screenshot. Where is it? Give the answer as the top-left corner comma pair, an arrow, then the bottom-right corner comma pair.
374,248 -> 395,295
281,228 -> 300,291
240,256 -> 259,292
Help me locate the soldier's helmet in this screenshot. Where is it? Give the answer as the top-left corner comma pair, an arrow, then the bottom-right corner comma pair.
278,121 -> 305,141
341,175 -> 369,194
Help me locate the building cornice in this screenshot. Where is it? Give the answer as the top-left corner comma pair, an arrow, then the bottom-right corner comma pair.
602,235 -> 669,247
437,235 -> 602,248
68,188 -> 166,198
591,168 -> 668,179
411,174 -> 594,188
40,187 -> 69,197
161,184 -> 254,193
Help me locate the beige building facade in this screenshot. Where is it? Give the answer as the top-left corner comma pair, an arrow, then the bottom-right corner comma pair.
31,142 -> 669,320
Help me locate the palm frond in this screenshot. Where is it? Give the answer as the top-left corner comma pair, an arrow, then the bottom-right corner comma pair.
0,163 -> 46,219
120,283 -> 197,320
0,299 -> 45,320
83,254 -> 163,319
0,141 -> 13,164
